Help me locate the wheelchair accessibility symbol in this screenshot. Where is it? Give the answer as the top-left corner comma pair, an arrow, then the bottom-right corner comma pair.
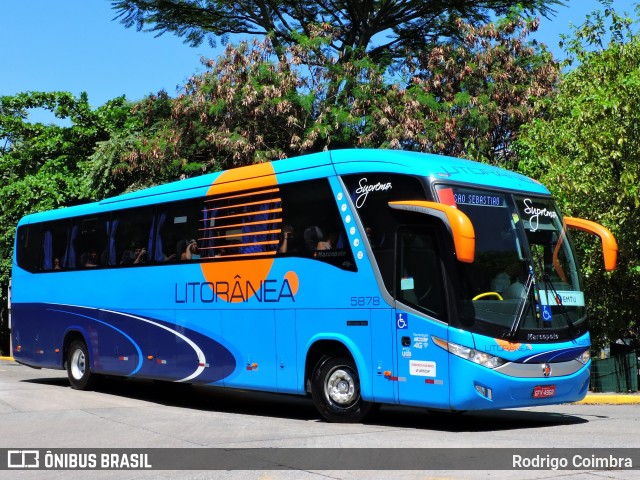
396,313 -> 408,329
542,305 -> 553,324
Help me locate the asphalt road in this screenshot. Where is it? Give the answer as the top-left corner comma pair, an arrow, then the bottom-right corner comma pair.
1,358 -> 639,480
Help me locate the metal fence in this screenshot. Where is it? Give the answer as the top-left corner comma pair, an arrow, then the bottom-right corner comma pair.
590,351 -> 639,392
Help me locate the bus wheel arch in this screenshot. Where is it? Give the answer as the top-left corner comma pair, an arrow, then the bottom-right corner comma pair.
63,332 -> 96,390
305,341 -> 375,423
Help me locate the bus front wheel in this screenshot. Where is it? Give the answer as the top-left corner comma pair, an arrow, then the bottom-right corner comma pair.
311,355 -> 373,423
66,340 -> 95,390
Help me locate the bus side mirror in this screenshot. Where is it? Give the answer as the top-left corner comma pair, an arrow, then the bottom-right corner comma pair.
388,201 -> 475,263
564,217 -> 618,271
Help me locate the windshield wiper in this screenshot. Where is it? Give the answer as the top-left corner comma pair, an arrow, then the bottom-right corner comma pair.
541,272 -> 576,334
505,268 -> 534,339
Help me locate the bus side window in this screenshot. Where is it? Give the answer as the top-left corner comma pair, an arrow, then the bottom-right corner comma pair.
42,221 -> 69,271
71,217 -> 108,269
156,199 -> 201,262
16,224 -> 42,273
279,180 -> 356,271
397,227 -> 446,319
109,207 -> 155,266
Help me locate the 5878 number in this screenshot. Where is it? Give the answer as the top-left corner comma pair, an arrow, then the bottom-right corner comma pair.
350,296 -> 381,306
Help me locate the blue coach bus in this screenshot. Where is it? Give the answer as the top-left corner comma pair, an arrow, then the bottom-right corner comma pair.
10,149 -> 617,422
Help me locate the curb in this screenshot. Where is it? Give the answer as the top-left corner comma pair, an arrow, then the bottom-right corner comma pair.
0,356 -> 14,361
577,394 -> 640,405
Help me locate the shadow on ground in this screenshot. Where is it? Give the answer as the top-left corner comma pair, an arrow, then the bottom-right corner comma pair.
23,373 -> 590,432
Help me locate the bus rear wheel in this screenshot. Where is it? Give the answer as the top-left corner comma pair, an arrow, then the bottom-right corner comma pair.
66,340 -> 95,390
311,355 -> 373,423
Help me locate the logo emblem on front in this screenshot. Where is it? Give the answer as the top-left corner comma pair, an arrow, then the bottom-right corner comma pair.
541,363 -> 551,377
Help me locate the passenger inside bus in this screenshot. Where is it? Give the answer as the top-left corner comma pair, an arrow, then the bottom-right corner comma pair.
491,262 -> 526,299
178,238 -> 200,260
279,224 -> 298,254
80,250 -> 99,268
120,245 -> 147,265
304,226 -> 332,252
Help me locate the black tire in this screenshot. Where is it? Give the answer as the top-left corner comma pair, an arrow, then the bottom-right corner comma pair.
311,355 -> 374,423
66,340 -> 96,390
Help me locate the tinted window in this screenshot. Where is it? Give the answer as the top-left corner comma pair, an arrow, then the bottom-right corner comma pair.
397,226 -> 447,319
110,207 -> 155,266
71,216 -> 109,268
278,179 -> 356,271
343,173 -> 427,289
156,199 -> 202,262
17,179 -> 356,273
16,224 -> 41,273
41,221 -> 69,271
24,216 -> 109,271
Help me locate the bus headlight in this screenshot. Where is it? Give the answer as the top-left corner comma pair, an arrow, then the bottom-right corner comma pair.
433,336 -> 507,369
576,350 -> 590,364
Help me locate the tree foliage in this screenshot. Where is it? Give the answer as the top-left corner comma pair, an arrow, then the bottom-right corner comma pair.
110,0 -> 563,64
369,15 -> 557,167
94,14 -> 556,194
516,1 -> 640,348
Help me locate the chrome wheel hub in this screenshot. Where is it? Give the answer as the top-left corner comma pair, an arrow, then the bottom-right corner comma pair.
70,349 -> 86,380
326,367 -> 356,405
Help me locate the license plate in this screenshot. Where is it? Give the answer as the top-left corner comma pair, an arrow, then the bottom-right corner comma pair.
533,385 -> 556,399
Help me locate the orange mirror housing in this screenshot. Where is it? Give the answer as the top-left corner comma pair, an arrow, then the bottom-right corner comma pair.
564,217 -> 618,271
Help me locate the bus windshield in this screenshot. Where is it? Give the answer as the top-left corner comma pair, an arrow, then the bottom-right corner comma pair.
436,186 -> 584,340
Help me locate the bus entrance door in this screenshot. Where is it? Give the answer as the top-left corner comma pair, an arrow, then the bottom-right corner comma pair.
394,225 -> 451,409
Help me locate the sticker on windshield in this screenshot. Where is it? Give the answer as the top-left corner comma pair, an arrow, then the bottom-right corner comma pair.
437,188 -> 456,207
541,305 -> 553,326
400,277 -> 414,290
538,290 -> 585,307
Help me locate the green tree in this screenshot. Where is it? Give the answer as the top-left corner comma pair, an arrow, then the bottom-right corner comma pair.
516,2 -> 640,348
360,15 -> 558,167
110,0 -> 563,64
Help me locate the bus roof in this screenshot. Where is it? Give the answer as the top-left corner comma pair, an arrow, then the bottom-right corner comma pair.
328,150 -> 548,194
18,149 -> 549,225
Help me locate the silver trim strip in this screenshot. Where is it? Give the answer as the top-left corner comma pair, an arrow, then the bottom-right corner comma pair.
495,359 -> 585,378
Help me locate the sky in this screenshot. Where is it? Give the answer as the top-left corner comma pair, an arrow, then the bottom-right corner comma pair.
1,0 -> 638,118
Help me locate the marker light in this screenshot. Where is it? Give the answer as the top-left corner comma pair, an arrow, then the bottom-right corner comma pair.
475,384 -> 493,400
576,350 -> 591,364
433,336 -> 507,369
